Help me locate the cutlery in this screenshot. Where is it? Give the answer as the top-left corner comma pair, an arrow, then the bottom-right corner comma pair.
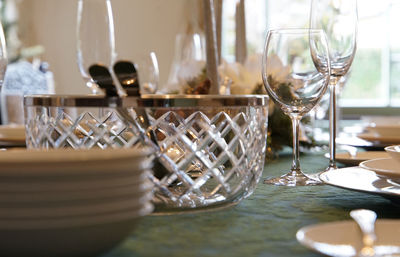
350,209 -> 377,257
88,65 -> 118,96
89,61 -> 141,97
88,64 -> 127,98
113,60 -> 140,96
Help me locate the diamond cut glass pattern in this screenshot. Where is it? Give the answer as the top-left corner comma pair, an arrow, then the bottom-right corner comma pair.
25,96 -> 268,213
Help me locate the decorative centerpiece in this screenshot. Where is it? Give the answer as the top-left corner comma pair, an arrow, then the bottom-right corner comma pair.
164,1 -> 314,159
168,52 -> 314,158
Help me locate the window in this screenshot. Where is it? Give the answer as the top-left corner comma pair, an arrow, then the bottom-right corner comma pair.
221,0 -> 268,62
341,0 -> 395,108
222,0 -> 400,113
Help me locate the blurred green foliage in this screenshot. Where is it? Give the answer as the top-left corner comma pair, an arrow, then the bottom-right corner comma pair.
342,49 -> 382,100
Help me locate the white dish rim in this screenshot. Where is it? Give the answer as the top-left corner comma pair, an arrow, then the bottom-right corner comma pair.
359,158 -> 400,178
296,219 -> 400,257
0,203 -> 153,230
358,132 -> 400,141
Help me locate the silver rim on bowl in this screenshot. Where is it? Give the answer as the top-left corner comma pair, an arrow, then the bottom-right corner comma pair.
24,94 -> 268,108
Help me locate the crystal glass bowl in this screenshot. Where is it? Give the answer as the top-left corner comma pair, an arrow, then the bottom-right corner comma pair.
24,95 -> 269,213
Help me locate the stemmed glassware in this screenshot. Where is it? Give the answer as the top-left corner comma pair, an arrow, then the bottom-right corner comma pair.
0,21 -> 7,89
135,52 -> 159,94
310,0 -> 358,170
167,33 -> 206,89
76,0 -> 125,96
0,21 -> 7,124
262,29 -> 331,186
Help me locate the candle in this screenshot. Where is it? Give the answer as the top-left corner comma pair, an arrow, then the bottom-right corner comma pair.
203,0 -> 220,95
215,0 -> 223,64
235,0 -> 247,64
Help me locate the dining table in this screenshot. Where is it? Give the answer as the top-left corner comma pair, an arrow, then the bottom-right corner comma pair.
102,148 -> 400,257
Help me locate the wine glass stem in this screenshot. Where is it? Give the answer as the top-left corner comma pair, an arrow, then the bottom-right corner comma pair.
328,79 -> 338,169
291,115 -> 301,172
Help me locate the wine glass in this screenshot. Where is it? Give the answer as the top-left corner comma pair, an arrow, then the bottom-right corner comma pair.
0,21 -> 7,124
76,0 -> 125,96
0,20 -> 7,88
310,0 -> 358,170
166,33 -> 206,91
135,52 -> 160,94
262,29 -> 331,186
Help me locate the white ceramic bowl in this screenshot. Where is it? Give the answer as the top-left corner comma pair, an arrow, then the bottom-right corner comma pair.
0,147 -> 155,257
0,148 -> 152,177
359,158 -> 400,178
0,180 -> 153,204
0,190 -> 153,219
0,170 -> 151,193
385,145 -> 400,164
0,173 -> 147,193
0,148 -> 155,217
0,203 -> 153,257
0,203 -> 153,230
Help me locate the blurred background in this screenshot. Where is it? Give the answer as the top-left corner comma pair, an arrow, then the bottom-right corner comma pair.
5,0 -> 400,117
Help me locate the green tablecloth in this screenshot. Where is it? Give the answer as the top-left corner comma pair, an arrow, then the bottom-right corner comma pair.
104,151 -> 400,257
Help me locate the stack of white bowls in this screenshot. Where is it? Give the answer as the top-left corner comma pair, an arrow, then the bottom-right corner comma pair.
0,148 -> 153,257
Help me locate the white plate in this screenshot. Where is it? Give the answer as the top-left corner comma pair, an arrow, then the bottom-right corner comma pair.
385,145 -> 400,164
0,191 -> 153,219
0,124 -> 25,143
360,158 -> 400,178
357,133 -> 400,145
0,203 -> 153,257
320,167 -> 400,204
326,151 -> 389,166
297,219 -> 400,257
366,125 -> 400,137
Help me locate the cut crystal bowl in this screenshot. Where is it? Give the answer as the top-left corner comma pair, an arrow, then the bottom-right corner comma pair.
24,95 -> 269,213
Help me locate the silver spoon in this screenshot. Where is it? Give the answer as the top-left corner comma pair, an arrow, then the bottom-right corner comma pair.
350,209 -> 377,257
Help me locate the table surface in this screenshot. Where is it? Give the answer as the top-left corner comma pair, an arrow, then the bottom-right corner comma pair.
103,150 -> 400,257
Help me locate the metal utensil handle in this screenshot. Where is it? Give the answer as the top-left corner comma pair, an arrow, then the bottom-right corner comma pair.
350,209 -> 377,256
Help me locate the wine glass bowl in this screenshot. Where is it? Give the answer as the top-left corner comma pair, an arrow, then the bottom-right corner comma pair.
262,29 -> 331,186
76,0 -> 117,95
312,0 -> 357,78
135,52 -> 160,94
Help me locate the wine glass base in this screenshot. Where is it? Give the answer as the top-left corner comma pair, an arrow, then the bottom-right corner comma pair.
264,170 -> 322,187
306,165 -> 340,184
325,164 -> 338,171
